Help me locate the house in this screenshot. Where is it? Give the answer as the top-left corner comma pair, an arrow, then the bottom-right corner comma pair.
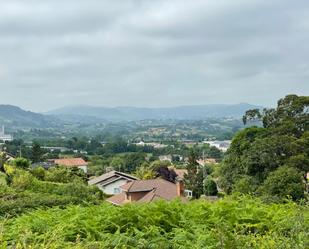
54,158 -> 88,173
88,171 -> 138,195
159,155 -> 173,162
197,158 -> 218,165
203,140 -> 231,152
107,179 -> 187,205
0,126 -> 13,142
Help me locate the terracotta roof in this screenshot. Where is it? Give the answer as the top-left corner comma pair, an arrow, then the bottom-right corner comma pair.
107,179 -> 188,205
54,158 -> 88,167
172,168 -> 187,179
106,192 -> 127,205
88,171 -> 138,186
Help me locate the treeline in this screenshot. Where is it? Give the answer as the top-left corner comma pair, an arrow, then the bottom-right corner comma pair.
219,94 -> 309,201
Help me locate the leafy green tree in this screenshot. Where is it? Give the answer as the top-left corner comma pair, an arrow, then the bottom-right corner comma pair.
12,158 -> 30,169
135,164 -> 156,180
219,94 -> 309,199
31,142 -> 43,163
259,166 -> 305,201
123,153 -> 146,173
203,176 -> 218,196
110,157 -> 125,172
233,176 -> 257,194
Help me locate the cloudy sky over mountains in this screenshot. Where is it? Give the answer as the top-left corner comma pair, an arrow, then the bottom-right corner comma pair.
0,0 -> 308,111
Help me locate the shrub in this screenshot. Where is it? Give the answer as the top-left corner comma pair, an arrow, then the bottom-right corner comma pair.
233,176 -> 257,194
30,166 -> 46,180
12,158 -> 30,169
259,166 -> 305,201
1,196 -> 308,248
45,167 -> 85,183
203,176 -> 218,196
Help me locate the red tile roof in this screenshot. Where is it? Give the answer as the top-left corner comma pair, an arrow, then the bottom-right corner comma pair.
54,158 -> 88,167
107,179 -> 187,205
107,192 -> 127,205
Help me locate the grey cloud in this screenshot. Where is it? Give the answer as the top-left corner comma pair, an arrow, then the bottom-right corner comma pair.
0,0 -> 308,111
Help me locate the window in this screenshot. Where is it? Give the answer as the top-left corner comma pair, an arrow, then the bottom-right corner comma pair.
184,189 -> 193,198
113,188 -> 121,194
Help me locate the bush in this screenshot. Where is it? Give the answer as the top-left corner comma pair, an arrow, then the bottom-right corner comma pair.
259,166 -> 305,201
12,158 -> 30,169
1,196 -> 308,248
30,166 -> 46,180
233,176 -> 257,194
0,167 -> 104,217
45,167 -> 85,183
203,177 -> 218,196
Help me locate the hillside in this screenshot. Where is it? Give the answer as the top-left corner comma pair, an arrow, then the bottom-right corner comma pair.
47,103 -> 263,121
0,105 -> 59,129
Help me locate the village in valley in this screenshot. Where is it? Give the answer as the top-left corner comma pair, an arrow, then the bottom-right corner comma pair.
0,120 -> 231,204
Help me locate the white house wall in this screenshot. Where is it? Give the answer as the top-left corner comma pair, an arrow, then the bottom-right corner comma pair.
98,178 -> 129,195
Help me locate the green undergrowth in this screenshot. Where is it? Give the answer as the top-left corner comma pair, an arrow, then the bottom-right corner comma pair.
0,165 -> 104,217
0,196 -> 308,248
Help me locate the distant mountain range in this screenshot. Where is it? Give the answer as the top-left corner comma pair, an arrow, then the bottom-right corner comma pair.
0,103 -> 263,130
0,105 -> 58,129
47,103 -> 263,121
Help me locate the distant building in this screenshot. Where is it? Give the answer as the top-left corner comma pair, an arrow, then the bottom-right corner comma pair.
0,126 -> 13,142
88,171 -> 138,195
134,141 -> 168,149
53,158 -> 88,173
41,146 -> 69,153
159,155 -> 173,162
203,140 -> 231,152
197,158 -> 218,165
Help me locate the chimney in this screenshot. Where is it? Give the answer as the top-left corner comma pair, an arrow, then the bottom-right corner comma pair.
176,179 -> 185,197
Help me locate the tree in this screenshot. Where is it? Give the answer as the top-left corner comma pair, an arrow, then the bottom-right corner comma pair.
219,94 -> 309,199
150,160 -> 177,183
259,166 -> 305,201
184,150 -> 204,198
110,157 -> 125,172
12,158 -> 30,169
135,164 -> 156,180
31,142 -> 43,163
203,176 -> 218,196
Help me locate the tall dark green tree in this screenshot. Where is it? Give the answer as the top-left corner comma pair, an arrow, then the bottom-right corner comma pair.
184,150 -> 204,198
31,141 -> 43,163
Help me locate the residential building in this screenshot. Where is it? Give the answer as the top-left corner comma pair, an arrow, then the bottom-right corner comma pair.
203,140 -> 231,152
54,158 -> 88,173
0,126 -> 13,142
88,171 -> 138,195
197,158 -> 218,165
107,179 -> 187,205
159,155 -> 173,162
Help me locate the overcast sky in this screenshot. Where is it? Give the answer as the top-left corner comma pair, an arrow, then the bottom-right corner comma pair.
0,0 -> 309,112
